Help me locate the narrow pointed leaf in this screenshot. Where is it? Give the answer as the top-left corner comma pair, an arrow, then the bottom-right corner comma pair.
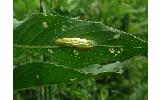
14,14 -> 147,68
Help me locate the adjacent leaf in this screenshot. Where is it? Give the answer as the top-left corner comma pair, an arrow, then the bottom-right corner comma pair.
14,14 -> 147,68
14,61 -> 127,89
13,62 -> 90,89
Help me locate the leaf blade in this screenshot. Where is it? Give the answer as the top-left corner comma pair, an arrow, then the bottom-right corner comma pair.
14,14 -> 147,68
13,62 -> 90,89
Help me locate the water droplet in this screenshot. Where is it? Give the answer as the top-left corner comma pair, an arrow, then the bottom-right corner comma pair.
42,22 -> 48,28
114,34 -> 120,39
70,78 -> 77,81
74,49 -> 79,56
48,49 -> 53,54
61,25 -> 68,31
109,48 -> 115,53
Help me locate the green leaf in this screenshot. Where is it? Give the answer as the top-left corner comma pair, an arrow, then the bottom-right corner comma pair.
13,62 -> 90,89
13,14 -> 147,89
14,61 -> 127,89
13,18 -> 26,29
14,14 -> 147,68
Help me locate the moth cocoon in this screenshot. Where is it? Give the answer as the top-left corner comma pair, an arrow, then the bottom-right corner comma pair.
55,38 -> 95,48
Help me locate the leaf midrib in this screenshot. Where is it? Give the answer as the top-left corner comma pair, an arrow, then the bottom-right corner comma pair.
13,44 -> 146,49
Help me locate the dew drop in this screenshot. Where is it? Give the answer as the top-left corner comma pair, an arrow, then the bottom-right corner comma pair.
109,48 -> 115,53
42,22 -> 48,28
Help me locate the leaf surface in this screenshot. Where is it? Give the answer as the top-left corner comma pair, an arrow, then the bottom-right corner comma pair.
14,14 -> 147,68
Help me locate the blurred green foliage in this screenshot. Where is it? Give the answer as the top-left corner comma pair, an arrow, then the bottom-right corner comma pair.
13,0 -> 148,100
